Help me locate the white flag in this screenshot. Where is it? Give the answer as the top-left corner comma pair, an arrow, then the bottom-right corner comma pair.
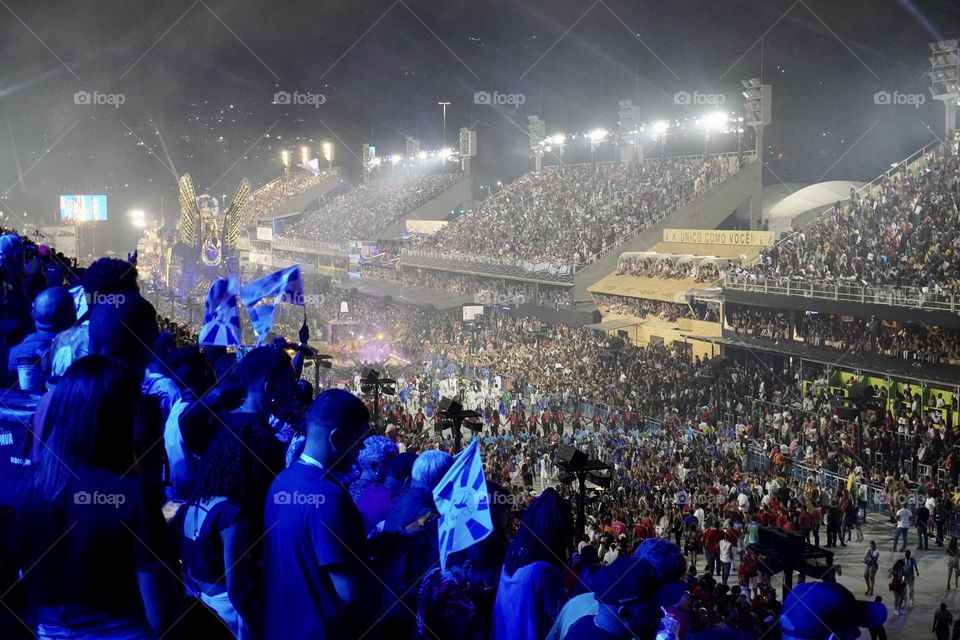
432,439 -> 493,570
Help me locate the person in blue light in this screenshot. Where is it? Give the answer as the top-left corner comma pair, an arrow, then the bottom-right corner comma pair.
263,388 -> 376,640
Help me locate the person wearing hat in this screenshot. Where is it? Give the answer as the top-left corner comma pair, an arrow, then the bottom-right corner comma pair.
561,557 -> 685,640
779,582 -> 887,640
7,286 -> 75,381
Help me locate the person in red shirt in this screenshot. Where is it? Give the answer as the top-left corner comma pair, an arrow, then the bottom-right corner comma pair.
756,508 -> 770,527
702,523 -> 724,576
526,414 -> 537,432
592,413 -> 601,429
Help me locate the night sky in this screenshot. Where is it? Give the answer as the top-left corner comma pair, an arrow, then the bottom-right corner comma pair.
0,0 -> 957,251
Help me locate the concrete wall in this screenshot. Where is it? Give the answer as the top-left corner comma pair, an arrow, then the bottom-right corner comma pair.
574,158 -> 762,300
377,178 -> 472,240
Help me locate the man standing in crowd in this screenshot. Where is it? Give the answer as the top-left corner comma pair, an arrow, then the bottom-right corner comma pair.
916,500 -> 930,550
903,549 -> 919,609
264,388 -> 375,640
893,504 -> 912,552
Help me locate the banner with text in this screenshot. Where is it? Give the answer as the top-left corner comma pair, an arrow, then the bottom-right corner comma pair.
662,228 -> 775,247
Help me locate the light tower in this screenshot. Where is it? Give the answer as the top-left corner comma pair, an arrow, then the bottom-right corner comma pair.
928,40 -> 959,137
617,100 -> 642,163
527,115 -> 545,172
459,127 -> 476,176
742,78 -> 771,161
362,144 -> 376,183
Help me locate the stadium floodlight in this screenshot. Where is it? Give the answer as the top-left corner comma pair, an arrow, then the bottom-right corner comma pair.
928,39 -> 959,135
128,209 -> 146,229
588,128 -> 608,143
701,112 -> 728,132
417,151 -> 428,160
527,115 -> 546,172
742,78 -> 771,162
322,141 -> 333,169
390,155 -> 401,165
300,146 -> 310,164
548,133 -> 566,146
652,120 -> 669,135
280,149 -> 290,167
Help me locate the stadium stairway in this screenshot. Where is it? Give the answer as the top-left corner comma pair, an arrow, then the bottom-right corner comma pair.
573,156 -> 762,301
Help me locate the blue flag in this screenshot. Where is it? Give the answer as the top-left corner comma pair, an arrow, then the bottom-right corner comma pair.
199,278 -> 241,347
239,265 -> 304,307
248,303 -> 276,345
239,265 -> 304,340
432,439 -> 493,570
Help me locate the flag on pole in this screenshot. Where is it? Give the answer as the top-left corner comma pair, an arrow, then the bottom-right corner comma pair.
199,278 -> 241,347
239,265 -> 303,308
239,265 -> 304,341
432,439 -> 493,570
68,285 -> 88,320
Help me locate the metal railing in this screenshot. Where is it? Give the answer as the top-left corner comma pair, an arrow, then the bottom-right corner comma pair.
724,273 -> 960,312
726,139 -> 951,309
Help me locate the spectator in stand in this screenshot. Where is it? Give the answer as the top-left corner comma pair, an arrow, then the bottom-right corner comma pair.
179,425 -> 272,637
492,487 -> 573,640
263,388 -> 375,640
49,256 -> 140,378
6,286 -> 74,382
5,356 -> 181,637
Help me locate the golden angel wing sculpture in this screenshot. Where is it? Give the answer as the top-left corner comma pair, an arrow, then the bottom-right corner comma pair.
177,174 -> 199,247
223,178 -> 251,252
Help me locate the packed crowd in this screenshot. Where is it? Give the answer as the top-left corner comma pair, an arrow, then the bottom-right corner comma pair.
360,267 -> 574,309
592,293 -> 712,322
408,157 -> 737,268
246,171 -> 325,218
727,303 -> 960,367
280,173 -> 460,243
0,225 -> 952,639
746,138 -> 960,294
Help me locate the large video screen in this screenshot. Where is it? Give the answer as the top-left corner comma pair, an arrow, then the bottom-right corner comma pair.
59,195 -> 107,222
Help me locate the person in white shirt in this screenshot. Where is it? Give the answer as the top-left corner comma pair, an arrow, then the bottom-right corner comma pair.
893,506 -> 912,552
718,535 -> 734,585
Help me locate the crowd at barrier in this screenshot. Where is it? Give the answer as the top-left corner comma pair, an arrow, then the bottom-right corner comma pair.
592,293 -> 718,322
408,157 -> 736,269
739,136 -> 960,296
725,302 -> 960,367
246,171 -> 324,218
280,173 -> 460,243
